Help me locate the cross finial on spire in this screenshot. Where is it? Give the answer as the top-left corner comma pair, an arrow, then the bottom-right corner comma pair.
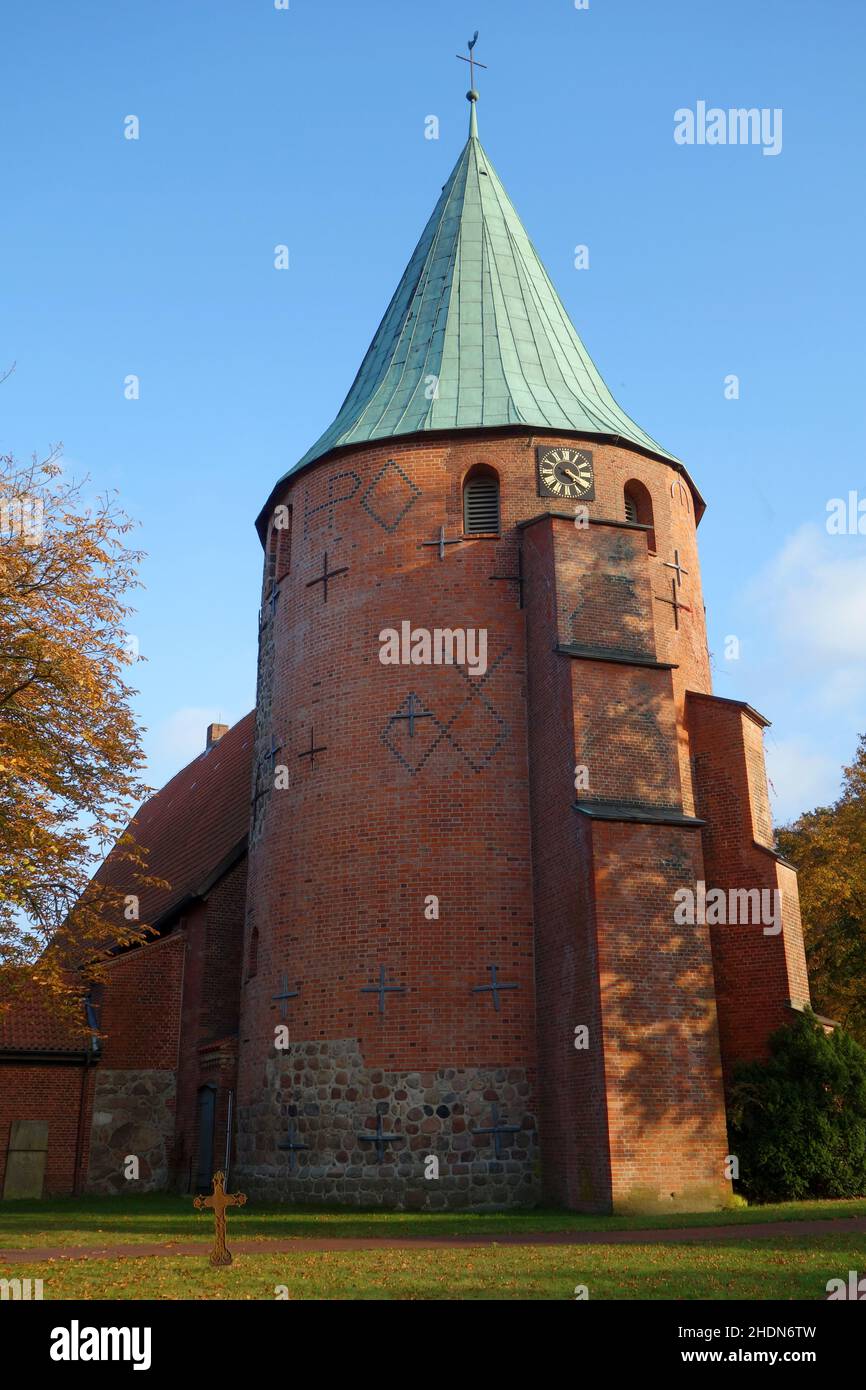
456,31 -> 487,137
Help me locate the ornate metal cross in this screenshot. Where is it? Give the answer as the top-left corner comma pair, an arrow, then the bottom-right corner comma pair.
391,692 -> 434,738
655,578 -> 692,631
193,1170 -> 247,1267
420,525 -> 462,561
456,32 -> 487,90
357,1112 -> 402,1162
471,1103 -> 521,1160
361,964 -> 407,1015
298,726 -> 326,767
278,1122 -> 309,1173
472,963 -> 519,1012
663,549 -> 689,587
271,974 -> 299,1021
489,549 -> 524,607
306,550 -> 348,602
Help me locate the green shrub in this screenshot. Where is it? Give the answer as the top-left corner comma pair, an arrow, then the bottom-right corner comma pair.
728,1011 -> 866,1203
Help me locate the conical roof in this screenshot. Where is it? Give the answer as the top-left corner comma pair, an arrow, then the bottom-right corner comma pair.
269,104 -> 680,507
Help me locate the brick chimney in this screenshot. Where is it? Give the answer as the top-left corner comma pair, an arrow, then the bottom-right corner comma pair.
206,722 -> 229,751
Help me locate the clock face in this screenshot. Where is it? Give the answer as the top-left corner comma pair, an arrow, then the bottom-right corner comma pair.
536,446 -> 595,501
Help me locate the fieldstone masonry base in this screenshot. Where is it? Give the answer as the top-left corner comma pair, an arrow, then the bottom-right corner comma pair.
86,1069 -> 176,1194
236,1039 -> 540,1208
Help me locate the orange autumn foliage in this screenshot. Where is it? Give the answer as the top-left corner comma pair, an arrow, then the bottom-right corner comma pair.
0,445 -> 160,1029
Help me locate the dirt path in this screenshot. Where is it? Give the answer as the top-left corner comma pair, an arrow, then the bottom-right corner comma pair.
2,1215 -> 865,1263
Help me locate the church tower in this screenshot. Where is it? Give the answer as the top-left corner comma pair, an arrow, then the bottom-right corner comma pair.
236,83 -> 810,1212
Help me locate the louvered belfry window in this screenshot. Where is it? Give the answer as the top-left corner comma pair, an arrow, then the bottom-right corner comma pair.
624,491 -> 638,524
463,471 -> 500,534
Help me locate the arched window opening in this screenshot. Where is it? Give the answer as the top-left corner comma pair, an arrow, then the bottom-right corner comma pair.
463,468 -> 501,535
274,506 -> 292,580
265,526 -> 279,593
623,480 -> 656,553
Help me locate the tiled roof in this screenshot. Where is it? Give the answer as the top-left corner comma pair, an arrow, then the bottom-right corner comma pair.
0,986 -> 89,1054
266,103 -> 677,508
95,710 -> 255,930
0,710 -> 253,1056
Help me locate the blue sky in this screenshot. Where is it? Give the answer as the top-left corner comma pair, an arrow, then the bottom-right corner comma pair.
3,0 -> 864,823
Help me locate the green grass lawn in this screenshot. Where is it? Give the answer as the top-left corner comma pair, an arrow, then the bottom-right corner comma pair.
1,1193 -> 865,1250
4,1233 -> 861,1300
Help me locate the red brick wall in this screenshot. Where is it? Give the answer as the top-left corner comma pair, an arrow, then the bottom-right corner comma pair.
201,860 -> 247,1043
523,513 -> 729,1210
97,933 -> 185,1070
0,1063 -> 94,1197
3,934 -> 194,1198
590,818 -> 729,1206
522,517 -> 611,1209
243,431 -> 711,1088
174,861 -> 245,1190
239,427 -> 809,1208
687,694 -> 811,1079
241,432 -> 727,1207
243,435 -> 557,1100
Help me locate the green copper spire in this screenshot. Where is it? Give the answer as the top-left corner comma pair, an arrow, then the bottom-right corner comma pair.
283,102 -> 679,485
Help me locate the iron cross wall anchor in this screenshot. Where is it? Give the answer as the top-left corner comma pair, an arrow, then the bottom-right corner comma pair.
472,963 -> 519,1012
489,548 -> 524,607
250,734 -> 283,809
278,1122 -> 309,1173
357,1112 -> 403,1162
663,549 -> 689,587
264,735 -> 283,777
297,726 -> 327,768
471,1103 -> 520,1160
193,1171 -> 247,1267
419,524 -> 462,560
361,965 -> 407,1014
306,550 -> 349,602
655,578 -> 692,630
271,974 -> 299,1021
390,692 -> 433,738
259,583 -> 281,630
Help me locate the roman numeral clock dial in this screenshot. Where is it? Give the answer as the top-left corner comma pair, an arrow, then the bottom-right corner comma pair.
536,446 -> 595,501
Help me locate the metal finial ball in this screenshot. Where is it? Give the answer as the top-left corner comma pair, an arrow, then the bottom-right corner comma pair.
467,89 -> 479,102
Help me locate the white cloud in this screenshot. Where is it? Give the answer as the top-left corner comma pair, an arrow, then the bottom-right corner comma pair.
723,523 -> 866,823
146,705 -> 235,786
765,736 -> 842,825
747,523 -> 866,687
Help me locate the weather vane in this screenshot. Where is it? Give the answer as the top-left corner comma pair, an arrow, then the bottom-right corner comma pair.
456,31 -> 487,97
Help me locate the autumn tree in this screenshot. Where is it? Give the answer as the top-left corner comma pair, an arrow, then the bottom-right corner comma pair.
0,443 -> 156,1025
777,736 -> 866,1045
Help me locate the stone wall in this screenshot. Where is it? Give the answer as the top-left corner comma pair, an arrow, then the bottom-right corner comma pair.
236,1039 -> 539,1209
86,1069 -> 176,1194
